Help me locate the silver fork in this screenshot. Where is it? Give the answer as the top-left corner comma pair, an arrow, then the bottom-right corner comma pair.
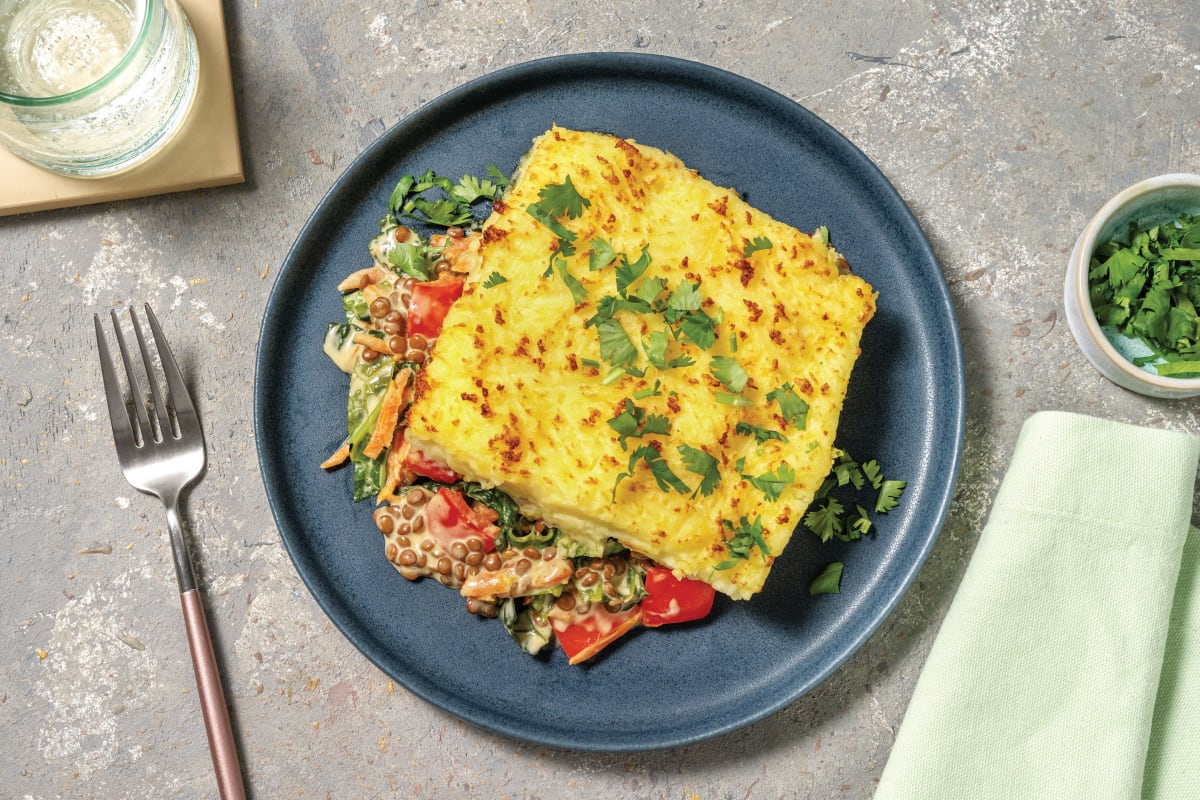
95,305 -> 247,800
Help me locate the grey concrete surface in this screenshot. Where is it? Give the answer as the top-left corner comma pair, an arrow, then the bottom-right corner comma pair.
3,1 -> 1199,798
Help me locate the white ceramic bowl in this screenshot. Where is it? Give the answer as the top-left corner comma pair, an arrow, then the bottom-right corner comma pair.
1064,173 -> 1200,399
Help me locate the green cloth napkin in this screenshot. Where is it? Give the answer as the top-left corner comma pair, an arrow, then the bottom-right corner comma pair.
875,411 -> 1200,800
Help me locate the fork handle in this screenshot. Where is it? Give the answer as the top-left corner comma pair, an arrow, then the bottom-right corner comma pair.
182,589 -> 248,800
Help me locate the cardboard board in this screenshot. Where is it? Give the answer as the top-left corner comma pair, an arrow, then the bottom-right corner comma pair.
0,0 -> 243,216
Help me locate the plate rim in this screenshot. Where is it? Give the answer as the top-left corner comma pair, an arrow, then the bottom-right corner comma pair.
255,51 -> 966,751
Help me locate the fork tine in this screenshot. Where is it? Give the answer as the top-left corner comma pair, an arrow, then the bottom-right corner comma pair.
94,314 -> 138,450
142,304 -> 199,431
109,308 -> 154,445
129,306 -> 173,441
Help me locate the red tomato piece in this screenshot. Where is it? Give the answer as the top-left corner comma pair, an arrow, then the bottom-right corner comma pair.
424,487 -> 495,552
403,445 -> 460,484
407,276 -> 464,339
640,566 -> 716,627
551,606 -> 642,665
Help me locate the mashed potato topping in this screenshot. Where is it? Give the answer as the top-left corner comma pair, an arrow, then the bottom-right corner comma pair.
405,127 -> 876,600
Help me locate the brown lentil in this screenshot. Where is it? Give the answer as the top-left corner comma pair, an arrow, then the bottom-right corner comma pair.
369,297 -> 391,318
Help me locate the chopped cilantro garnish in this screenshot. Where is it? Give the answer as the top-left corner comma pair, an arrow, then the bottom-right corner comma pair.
675,307 -> 720,350
678,444 -> 721,497
607,398 -> 671,451
663,280 -> 702,323
744,236 -> 773,257
596,317 -> 639,369
715,515 -> 771,569
614,445 -> 690,497
387,167 -> 507,227
809,562 -> 843,595
643,330 -> 695,370
742,462 -> 795,501
534,175 -> 590,219
633,276 -> 669,306
804,495 -> 846,543
876,480 -> 907,513
804,452 -> 906,543
633,380 -> 664,399
766,383 -> 809,429
481,271 -> 508,288
734,422 -> 788,444
615,245 -> 653,295
1088,213 -> 1200,376
709,355 -> 749,394
553,256 -> 588,305
714,391 -> 753,407
387,241 -> 437,281
588,237 -> 618,271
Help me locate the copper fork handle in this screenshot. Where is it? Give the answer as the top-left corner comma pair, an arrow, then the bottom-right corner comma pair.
181,589 -> 247,800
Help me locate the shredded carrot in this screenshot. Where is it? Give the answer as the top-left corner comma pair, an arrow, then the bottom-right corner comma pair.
353,332 -> 390,354
376,429 -> 411,503
336,265 -> 389,292
320,441 -> 351,469
363,371 -> 411,460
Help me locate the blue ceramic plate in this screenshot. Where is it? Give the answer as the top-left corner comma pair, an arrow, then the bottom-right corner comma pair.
256,53 -> 964,752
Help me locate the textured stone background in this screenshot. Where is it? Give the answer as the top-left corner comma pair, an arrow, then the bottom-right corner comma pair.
3,1 -> 1199,798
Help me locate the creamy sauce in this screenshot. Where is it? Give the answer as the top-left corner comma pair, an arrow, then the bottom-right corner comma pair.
322,325 -> 360,373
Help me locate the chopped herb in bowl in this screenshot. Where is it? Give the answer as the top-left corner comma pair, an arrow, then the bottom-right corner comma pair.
1088,213 -> 1200,378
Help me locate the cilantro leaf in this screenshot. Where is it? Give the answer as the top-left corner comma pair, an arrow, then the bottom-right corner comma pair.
388,242 -> 436,281
607,398 -> 671,451
526,203 -> 576,243
664,280 -> 702,323
534,175 -> 590,219
861,459 -> 883,489
643,330 -> 695,370
714,391 -> 753,407
716,516 -> 771,568
595,318 -> 638,368
676,307 -> 720,350
735,422 -> 788,444
585,293 -> 653,328
742,462 -> 795,501
553,255 -> 588,305
481,271 -> 508,288
386,168 -> 504,227
767,383 -> 809,429
744,236 -> 773,257
633,276 -> 668,307
809,562 -> 843,595
804,496 -> 845,543
710,356 -> 749,393
678,444 -> 721,497
451,172 -> 507,205
588,238 -> 618,271
850,505 -> 873,537
615,245 -> 652,296
614,445 -> 690,497
633,380 -> 663,399
876,480 -> 907,513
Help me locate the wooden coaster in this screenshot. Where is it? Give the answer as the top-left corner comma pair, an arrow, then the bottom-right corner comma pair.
0,0 -> 244,217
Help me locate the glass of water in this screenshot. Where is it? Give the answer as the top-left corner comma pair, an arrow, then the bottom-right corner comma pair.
0,0 -> 198,177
